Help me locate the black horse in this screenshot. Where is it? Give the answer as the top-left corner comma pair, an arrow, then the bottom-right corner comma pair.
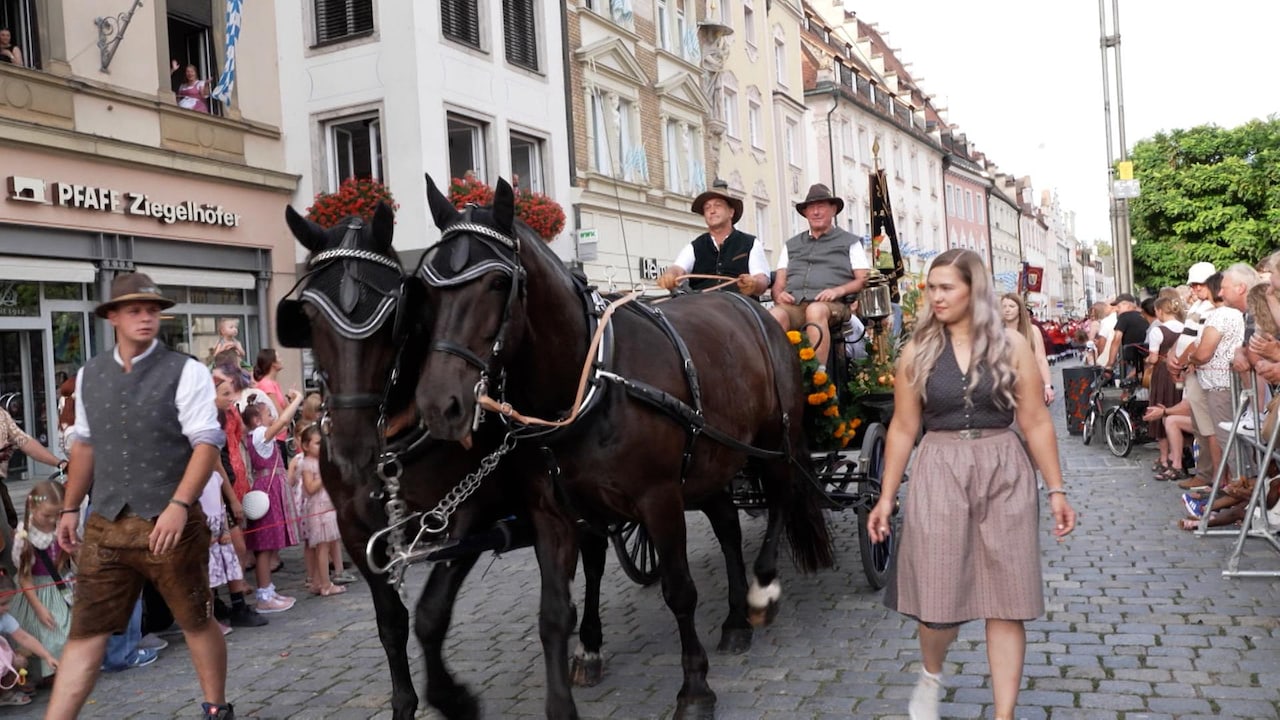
414,176 -> 834,719
279,204 -> 610,720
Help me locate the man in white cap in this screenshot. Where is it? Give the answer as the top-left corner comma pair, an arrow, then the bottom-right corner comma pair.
1166,261 -> 1218,490
657,180 -> 770,296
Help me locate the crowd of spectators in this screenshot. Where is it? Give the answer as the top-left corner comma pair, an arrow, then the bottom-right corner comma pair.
0,322 -> 352,706
1076,254 -> 1280,532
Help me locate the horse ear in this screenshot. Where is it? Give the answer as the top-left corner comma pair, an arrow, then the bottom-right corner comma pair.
493,178 -> 515,236
285,205 -> 325,252
371,201 -> 395,253
425,174 -> 461,230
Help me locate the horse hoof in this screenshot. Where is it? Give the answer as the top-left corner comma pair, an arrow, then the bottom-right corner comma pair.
674,697 -> 716,720
747,599 -> 779,628
428,685 -> 480,720
716,627 -> 753,654
570,652 -> 604,687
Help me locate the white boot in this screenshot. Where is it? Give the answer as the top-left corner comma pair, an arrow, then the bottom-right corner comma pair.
908,668 -> 943,720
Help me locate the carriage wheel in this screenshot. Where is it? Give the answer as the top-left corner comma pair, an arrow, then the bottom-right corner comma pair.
1081,408 -> 1097,446
855,423 -> 895,590
1105,408 -> 1134,458
610,522 -> 661,586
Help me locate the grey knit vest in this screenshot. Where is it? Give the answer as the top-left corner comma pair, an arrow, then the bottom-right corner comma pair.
783,226 -> 859,300
81,344 -> 191,520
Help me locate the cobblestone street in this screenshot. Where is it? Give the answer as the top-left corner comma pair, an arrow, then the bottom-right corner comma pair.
8,361 -> 1280,719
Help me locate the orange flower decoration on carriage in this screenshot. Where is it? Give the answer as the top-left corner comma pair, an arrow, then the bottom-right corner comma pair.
787,331 -> 802,345
826,384 -> 837,399
812,370 -> 829,386
823,405 -> 840,417
798,348 -> 816,361
834,422 -> 847,438
807,392 -> 828,406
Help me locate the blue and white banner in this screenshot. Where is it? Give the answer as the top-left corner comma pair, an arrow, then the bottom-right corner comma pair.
210,0 -> 242,106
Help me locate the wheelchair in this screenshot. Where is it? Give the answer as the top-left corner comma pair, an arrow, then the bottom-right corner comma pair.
1082,351 -> 1149,457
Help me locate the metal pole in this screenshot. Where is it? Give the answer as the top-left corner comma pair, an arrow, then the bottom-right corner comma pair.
1098,0 -> 1121,295
1112,0 -> 1134,294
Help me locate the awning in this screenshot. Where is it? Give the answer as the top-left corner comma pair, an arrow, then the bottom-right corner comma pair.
0,256 -> 96,283
136,265 -> 256,290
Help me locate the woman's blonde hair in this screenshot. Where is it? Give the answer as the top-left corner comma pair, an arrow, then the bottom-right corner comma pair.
1000,292 -> 1036,346
1247,283 -> 1280,337
907,249 -> 1018,410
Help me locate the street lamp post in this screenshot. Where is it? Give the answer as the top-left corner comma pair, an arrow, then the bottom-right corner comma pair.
1098,0 -> 1134,294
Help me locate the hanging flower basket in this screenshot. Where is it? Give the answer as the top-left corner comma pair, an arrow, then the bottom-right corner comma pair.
448,177 -> 566,242
306,177 -> 399,229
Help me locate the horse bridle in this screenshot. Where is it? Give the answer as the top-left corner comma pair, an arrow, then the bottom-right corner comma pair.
277,218 -> 413,438
416,214 -> 525,428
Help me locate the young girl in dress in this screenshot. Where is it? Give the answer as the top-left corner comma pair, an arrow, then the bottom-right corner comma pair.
298,427 -> 346,596
286,394 -> 323,591
242,390 -> 304,613
10,481 -> 71,683
0,575 -> 59,706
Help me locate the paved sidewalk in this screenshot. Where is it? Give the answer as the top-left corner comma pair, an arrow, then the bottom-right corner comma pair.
6,360 -> 1280,718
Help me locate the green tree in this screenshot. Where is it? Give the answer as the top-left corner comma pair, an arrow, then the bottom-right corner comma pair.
1129,117 -> 1280,289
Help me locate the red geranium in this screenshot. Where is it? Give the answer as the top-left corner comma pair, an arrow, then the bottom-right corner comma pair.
447,177 -> 565,241
306,177 -> 399,229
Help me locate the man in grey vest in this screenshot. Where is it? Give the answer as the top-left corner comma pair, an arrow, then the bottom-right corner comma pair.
50,273 -> 234,719
770,183 -> 870,367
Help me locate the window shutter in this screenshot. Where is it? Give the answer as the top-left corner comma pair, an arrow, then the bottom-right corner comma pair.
442,0 -> 482,47
315,0 -> 374,44
502,0 -> 538,70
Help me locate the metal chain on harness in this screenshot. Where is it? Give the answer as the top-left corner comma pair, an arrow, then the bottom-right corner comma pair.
369,433 -> 518,598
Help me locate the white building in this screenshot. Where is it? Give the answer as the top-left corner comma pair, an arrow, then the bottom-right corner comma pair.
276,0 -> 574,261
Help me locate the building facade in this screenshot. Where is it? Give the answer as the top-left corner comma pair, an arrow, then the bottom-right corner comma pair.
800,2 -> 947,284
276,0 -> 573,262
564,0 -> 717,287
713,0 -> 807,259
0,0 -> 296,477
988,174 -> 1022,293
941,133 -> 992,266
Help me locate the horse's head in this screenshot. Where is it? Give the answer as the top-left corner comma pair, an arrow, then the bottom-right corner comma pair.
279,202 -> 422,477
414,174 -> 531,442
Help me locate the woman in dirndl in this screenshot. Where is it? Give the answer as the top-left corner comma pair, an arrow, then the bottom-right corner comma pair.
867,249 -> 1077,720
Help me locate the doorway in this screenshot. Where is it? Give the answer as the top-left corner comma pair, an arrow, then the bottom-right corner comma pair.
0,330 -> 47,479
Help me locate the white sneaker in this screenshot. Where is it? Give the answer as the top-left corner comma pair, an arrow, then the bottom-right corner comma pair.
908,670 -> 943,720
1218,414 -> 1262,434
255,594 -> 294,613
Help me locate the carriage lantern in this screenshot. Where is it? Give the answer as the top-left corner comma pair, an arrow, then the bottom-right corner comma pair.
856,268 -> 894,321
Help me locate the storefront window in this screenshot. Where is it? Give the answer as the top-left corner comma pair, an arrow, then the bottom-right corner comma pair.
43,283 -> 83,301
50,312 -> 86,380
0,282 -> 39,317
191,287 -> 245,305
192,314 -> 249,365
159,314 -> 191,356
159,286 -> 190,304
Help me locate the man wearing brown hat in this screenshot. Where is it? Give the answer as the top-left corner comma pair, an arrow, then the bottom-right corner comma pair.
770,183 -> 869,367
657,180 -> 770,296
50,273 -> 235,719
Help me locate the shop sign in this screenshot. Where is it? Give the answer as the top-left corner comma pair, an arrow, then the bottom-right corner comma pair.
5,176 -> 240,228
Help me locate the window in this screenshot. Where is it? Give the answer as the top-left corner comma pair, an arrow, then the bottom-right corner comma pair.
910,151 -> 919,188
315,0 -> 374,44
441,0 -> 481,48
168,6 -> 223,116
656,0 -> 670,51
618,98 -> 642,183
510,132 -> 544,193
503,0 -> 538,70
1,0 -> 40,68
664,120 -> 682,191
326,114 -> 383,188
858,127 -> 869,165
774,40 -> 786,86
755,203 -> 769,238
743,0 -> 756,47
841,120 -> 854,160
785,118 -> 799,167
748,100 -> 762,148
674,0 -> 694,62
975,198 -> 984,224
892,144 -> 904,179
447,114 -> 487,181
590,92 -> 612,175
722,88 -> 739,138
965,190 -> 973,221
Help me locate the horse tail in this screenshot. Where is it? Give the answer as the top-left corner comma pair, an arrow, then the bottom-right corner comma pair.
783,448 -> 835,573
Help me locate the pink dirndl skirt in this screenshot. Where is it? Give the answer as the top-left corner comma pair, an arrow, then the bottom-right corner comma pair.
884,428 -> 1045,625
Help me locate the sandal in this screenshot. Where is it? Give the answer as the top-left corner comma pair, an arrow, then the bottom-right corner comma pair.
1157,466 -> 1189,482
318,584 -> 347,597
1152,459 -> 1169,473
0,690 -> 31,706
